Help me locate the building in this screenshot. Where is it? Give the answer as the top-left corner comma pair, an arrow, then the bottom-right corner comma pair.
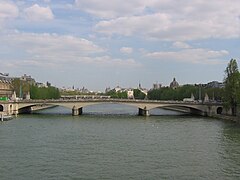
127,89 -> 134,99
114,86 -> 122,92
170,78 -> 179,89
206,81 -> 224,88
20,74 -> 36,85
153,83 -> 162,89
105,87 -> 111,93
36,82 -> 48,88
0,74 -> 13,98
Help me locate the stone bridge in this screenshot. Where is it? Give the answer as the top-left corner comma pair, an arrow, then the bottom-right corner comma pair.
0,99 -> 224,117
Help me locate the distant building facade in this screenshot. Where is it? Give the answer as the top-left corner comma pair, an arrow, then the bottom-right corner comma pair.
170,78 -> 179,89
127,89 -> 134,99
205,81 -> 224,88
20,74 -> 36,85
0,74 -> 13,98
153,83 -> 162,89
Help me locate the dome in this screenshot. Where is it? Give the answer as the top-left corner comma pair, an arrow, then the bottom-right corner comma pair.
170,78 -> 179,89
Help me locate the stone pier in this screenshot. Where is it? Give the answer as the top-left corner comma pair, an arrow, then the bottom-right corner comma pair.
72,106 -> 83,116
138,107 -> 150,116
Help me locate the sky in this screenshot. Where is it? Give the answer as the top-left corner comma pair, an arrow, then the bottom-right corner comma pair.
0,0 -> 239,91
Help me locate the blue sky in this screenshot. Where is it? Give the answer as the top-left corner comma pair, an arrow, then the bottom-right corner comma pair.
0,0 -> 239,91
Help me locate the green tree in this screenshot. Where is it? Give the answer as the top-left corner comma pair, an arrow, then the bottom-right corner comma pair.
30,85 -> 60,99
223,59 -> 240,115
12,78 -> 30,98
105,90 -> 127,99
133,89 -> 146,99
147,85 -> 224,102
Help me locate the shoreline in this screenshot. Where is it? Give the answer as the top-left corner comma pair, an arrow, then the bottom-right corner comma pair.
210,114 -> 240,123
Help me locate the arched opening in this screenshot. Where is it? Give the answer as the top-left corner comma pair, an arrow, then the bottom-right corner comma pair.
0,104 -> 3,112
217,107 -> 223,115
18,106 -> 34,114
9,104 -> 13,114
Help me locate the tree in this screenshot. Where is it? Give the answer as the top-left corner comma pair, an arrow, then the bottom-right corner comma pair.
105,90 -> 127,99
133,89 -> 146,99
11,78 -> 30,98
30,85 -> 60,99
223,59 -> 240,116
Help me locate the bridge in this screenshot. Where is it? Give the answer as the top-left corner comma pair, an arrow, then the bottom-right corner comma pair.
0,99 -> 225,117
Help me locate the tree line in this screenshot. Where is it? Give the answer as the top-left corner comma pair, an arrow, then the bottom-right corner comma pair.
11,79 -> 60,99
147,85 -> 223,101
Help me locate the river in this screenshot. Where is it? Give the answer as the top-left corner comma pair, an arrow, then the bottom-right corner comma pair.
0,104 -> 240,179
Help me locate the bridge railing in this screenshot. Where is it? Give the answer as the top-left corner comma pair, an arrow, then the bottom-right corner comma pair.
11,98 -> 222,106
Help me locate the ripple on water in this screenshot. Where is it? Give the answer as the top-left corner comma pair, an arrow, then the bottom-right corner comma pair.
0,107 -> 240,179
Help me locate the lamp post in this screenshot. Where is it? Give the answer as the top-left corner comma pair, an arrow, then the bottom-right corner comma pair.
199,84 -> 202,102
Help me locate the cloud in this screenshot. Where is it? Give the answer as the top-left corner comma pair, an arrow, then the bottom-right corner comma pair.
172,42 -> 191,49
95,13 -> 170,36
0,1 -> 18,25
146,48 -> 229,64
0,32 -> 140,68
120,47 -> 133,54
23,4 -> 54,21
75,0 -> 147,18
93,0 -> 240,41
1,32 -> 104,59
74,56 -> 141,67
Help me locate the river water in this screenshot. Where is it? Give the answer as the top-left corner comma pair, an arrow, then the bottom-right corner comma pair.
0,104 -> 240,180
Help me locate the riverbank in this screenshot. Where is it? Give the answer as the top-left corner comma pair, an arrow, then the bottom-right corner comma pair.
211,114 -> 240,123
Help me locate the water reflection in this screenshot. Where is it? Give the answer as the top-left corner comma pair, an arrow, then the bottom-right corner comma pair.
221,123 -> 240,179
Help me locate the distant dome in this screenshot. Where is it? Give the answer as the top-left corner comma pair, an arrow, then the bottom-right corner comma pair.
170,78 -> 179,89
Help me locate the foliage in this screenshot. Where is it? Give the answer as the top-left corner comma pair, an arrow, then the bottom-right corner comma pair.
133,89 -> 146,99
105,90 -> 127,99
147,85 -> 224,101
223,59 -> 240,115
11,78 -> 30,98
30,85 -> 60,99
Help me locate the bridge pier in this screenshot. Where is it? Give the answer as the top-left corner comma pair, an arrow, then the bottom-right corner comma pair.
72,106 -> 83,116
138,108 -> 150,116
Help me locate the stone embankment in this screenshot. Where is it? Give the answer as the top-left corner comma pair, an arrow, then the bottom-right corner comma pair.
211,114 -> 240,123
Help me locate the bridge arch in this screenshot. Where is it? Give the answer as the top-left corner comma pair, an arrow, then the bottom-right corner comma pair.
148,105 -> 206,116
0,104 -> 3,112
217,107 -> 223,114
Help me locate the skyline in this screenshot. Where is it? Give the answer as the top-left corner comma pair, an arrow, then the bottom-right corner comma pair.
0,0 -> 239,91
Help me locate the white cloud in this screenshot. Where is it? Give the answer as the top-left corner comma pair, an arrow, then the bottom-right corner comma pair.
0,32 -> 140,68
93,0 -> 240,41
74,56 -> 141,67
146,48 -> 229,64
120,47 -> 133,54
173,42 -> 191,49
75,0 -> 148,19
0,1 -> 18,24
23,4 -> 54,21
2,32 -> 104,59
95,13 -> 170,36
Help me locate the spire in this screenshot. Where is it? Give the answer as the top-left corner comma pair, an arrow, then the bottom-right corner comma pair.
138,81 -> 142,89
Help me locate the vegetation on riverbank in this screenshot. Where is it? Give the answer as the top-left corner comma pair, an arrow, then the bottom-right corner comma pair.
147,85 -> 223,101
30,85 -> 60,99
11,79 -> 60,99
223,59 -> 240,116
